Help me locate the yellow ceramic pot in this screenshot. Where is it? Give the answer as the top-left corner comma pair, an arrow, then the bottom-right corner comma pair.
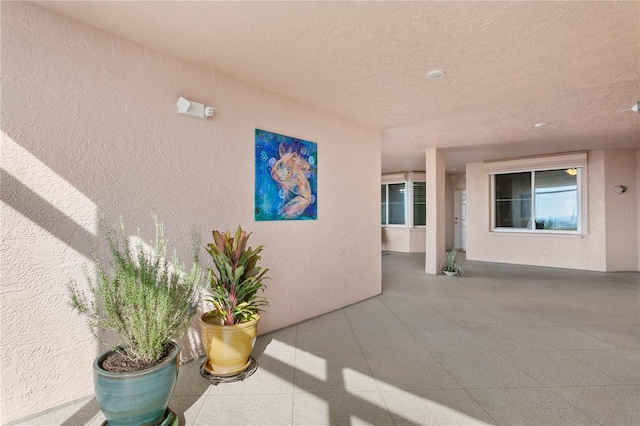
199,313 -> 259,376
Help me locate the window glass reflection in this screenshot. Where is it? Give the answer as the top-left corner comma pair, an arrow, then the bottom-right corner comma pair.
534,170 -> 578,230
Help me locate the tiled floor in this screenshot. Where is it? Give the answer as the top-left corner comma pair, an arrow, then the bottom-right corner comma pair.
14,253 -> 640,425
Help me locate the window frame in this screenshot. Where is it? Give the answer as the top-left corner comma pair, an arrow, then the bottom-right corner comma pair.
412,181 -> 426,228
381,181 -> 407,227
490,167 -> 582,235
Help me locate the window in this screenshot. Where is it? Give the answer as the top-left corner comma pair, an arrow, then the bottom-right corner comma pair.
495,172 -> 531,228
381,183 -> 406,225
413,182 -> 426,226
381,185 -> 387,225
493,168 -> 580,232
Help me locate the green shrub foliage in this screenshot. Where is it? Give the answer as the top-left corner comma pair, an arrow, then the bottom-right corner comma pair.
68,217 -> 203,364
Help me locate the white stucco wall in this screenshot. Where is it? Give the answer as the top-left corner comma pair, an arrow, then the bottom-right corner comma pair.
1,2 -> 381,422
466,151 -> 609,271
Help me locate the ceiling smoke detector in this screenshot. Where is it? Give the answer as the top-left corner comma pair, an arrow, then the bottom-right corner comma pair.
426,70 -> 445,80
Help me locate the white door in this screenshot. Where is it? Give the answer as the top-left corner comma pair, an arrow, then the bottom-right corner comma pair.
454,190 -> 467,250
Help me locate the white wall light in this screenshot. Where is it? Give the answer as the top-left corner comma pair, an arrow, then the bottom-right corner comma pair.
621,101 -> 639,114
613,185 -> 629,194
176,97 -> 214,119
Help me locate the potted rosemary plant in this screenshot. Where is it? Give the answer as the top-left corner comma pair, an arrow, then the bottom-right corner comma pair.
200,226 -> 269,376
68,217 -> 203,426
442,248 -> 464,276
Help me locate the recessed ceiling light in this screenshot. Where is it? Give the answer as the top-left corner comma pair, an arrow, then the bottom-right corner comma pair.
452,168 -> 458,171
426,70 -> 445,80
534,122 -> 548,128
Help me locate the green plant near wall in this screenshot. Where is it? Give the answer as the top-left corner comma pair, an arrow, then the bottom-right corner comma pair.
204,226 -> 269,325
442,248 -> 464,276
68,217 -> 204,367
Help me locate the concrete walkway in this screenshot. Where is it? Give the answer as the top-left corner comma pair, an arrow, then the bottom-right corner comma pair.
13,253 -> 640,425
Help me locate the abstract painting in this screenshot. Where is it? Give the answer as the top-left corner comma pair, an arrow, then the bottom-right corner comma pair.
255,129 -> 317,221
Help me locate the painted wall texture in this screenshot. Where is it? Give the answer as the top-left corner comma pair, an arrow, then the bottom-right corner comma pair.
1,2 -> 381,422
381,227 -> 425,253
466,150 -> 639,272
604,150 -> 638,271
424,148 -> 445,274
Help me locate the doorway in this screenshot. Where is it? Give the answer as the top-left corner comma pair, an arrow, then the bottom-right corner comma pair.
454,190 -> 467,250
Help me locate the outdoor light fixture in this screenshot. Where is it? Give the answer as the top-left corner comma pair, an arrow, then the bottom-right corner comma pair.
621,101 -> 639,114
613,185 -> 629,194
176,97 -> 214,119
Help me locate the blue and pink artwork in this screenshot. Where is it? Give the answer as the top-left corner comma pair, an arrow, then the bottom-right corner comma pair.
255,129 -> 317,221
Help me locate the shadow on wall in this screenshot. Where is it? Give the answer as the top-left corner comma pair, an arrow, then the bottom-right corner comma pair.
1,163 -> 208,362
1,133 -> 212,422
1,169 -> 94,260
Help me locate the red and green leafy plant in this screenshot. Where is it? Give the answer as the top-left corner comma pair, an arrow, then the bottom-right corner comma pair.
204,226 -> 269,325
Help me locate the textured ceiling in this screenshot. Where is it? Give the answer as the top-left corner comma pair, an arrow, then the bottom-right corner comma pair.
36,1 -> 640,172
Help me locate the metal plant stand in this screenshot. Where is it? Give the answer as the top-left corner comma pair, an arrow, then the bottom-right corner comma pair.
199,356 -> 258,385
102,408 -> 177,426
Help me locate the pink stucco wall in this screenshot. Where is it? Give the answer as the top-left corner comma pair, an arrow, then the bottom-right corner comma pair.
1,2 -> 381,422
466,150 -> 639,272
604,150 -> 638,271
425,149 -> 445,274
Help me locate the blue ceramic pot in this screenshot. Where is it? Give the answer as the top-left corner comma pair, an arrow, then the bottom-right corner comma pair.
93,342 -> 179,426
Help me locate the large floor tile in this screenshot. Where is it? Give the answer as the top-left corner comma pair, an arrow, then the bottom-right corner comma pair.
86,412 -> 107,426
365,352 -> 461,392
353,327 -> 427,354
344,301 -> 407,331
296,310 -> 349,331
15,253 -> 640,426
252,327 -> 297,363
564,349 -> 640,384
207,355 -> 295,395
169,394 -> 208,426
501,350 -> 621,386
411,328 -> 492,353
432,351 -> 541,389
10,397 -> 101,426
380,298 -> 457,329
173,357 -> 213,396
296,328 -> 362,354
439,309 -> 512,328
576,324 -> 640,349
550,385 -> 640,426
294,352 -> 378,393
193,393 -> 293,425
467,327 -> 556,352
520,326 -> 617,350
381,389 -> 495,425
343,297 -> 392,314
470,298 -> 577,327
424,298 -> 482,312
293,391 -> 393,425
469,387 -> 598,425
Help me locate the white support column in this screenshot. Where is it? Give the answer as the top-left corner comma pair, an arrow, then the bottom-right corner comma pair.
425,148 -> 446,274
